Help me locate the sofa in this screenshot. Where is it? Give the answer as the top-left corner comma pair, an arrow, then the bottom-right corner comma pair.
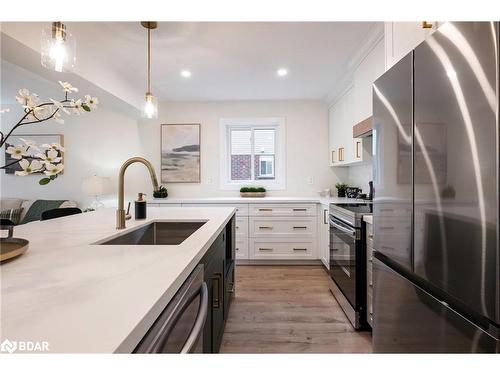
0,198 -> 78,225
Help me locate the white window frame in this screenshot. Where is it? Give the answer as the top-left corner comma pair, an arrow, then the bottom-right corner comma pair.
219,117 -> 286,190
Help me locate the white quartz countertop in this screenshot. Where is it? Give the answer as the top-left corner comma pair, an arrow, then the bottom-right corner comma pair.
0,206 -> 235,353
149,196 -> 368,206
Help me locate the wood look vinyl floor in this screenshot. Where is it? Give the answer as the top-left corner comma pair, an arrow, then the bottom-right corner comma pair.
219,266 -> 373,353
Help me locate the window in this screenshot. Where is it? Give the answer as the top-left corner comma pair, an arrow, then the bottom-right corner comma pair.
220,118 -> 285,190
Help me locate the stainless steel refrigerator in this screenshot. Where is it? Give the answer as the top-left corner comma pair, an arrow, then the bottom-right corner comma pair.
372,22 -> 500,353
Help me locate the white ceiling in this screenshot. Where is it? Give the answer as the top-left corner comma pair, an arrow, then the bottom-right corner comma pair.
2,22 -> 380,105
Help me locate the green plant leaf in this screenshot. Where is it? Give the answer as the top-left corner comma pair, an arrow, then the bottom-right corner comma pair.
82,104 -> 91,112
49,175 -> 57,180
39,178 -> 51,185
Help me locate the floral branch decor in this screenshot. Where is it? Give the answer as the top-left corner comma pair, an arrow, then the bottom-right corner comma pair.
0,81 -> 98,185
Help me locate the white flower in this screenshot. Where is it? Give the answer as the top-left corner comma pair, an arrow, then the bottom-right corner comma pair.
71,99 -> 84,115
16,88 -> 39,110
15,159 -> 43,176
59,81 -> 78,93
37,149 -> 62,164
84,95 -> 99,109
44,162 -> 64,176
19,138 -> 40,152
41,143 -> 65,152
6,144 -> 28,159
32,105 -> 51,120
50,99 -> 70,115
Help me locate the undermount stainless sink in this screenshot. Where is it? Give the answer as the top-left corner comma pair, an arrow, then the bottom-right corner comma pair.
99,221 -> 207,245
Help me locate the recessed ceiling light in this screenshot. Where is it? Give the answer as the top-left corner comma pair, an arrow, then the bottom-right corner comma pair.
181,70 -> 192,78
277,68 -> 288,77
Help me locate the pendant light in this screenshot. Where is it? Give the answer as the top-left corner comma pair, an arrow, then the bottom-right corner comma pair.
141,21 -> 158,119
41,22 -> 76,73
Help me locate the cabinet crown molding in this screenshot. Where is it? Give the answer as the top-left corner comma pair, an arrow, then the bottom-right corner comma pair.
325,22 -> 384,105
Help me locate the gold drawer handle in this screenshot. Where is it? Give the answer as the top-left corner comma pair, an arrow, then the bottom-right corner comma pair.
293,208 -> 307,211
293,248 -> 307,251
259,208 -> 273,211
259,248 -> 273,251
293,226 -> 307,229
259,226 -> 273,229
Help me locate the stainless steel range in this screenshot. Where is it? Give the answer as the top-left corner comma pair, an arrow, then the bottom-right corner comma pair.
329,203 -> 372,330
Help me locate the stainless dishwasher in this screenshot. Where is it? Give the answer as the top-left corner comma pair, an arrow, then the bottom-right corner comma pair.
134,264 -> 208,353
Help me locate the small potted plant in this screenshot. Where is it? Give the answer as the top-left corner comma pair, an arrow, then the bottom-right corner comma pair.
335,183 -> 348,198
240,186 -> 266,198
153,185 -> 168,199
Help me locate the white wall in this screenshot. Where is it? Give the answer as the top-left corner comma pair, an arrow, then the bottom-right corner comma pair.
0,62 -> 145,208
0,107 -> 145,208
138,100 -> 346,197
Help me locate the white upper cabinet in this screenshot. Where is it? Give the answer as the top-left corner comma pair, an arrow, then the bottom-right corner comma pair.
328,36 -> 384,167
384,21 -> 442,70
353,40 -> 385,124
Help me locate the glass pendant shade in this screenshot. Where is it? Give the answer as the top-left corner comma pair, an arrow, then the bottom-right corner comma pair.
142,93 -> 158,119
41,22 -> 76,73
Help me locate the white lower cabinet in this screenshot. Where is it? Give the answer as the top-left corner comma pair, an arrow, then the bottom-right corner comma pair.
366,221 -> 374,327
249,238 -> 316,259
235,240 -> 249,260
249,216 -> 316,238
149,201 -> 320,261
319,204 -> 330,269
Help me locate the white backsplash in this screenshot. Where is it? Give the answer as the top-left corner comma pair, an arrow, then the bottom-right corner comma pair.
347,159 -> 373,194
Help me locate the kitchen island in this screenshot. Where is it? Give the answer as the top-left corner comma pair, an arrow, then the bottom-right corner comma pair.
0,207 -> 235,353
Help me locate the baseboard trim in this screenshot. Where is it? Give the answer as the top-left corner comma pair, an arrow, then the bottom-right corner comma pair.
235,259 -> 322,266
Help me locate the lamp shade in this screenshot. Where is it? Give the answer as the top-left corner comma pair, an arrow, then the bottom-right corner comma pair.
82,175 -> 108,196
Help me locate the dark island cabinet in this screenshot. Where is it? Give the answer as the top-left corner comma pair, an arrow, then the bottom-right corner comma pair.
200,215 -> 235,353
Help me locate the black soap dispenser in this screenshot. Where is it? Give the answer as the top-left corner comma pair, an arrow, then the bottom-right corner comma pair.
135,193 -> 147,220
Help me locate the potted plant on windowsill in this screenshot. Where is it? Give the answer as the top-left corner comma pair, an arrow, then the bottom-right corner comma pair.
240,186 -> 266,198
335,183 -> 348,198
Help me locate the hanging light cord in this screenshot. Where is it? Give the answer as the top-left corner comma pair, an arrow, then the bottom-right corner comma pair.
147,27 -> 151,94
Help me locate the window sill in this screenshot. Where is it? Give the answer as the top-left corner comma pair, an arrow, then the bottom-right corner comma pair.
219,181 -> 286,191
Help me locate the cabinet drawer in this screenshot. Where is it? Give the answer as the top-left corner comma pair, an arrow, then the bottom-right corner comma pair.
235,217 -> 249,239
182,203 -> 249,216
235,240 -> 249,259
249,238 -> 316,259
249,217 -> 316,238
249,203 -> 316,217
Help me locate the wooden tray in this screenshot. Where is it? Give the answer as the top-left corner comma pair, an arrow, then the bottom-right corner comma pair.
240,192 -> 266,198
1,238 -> 29,263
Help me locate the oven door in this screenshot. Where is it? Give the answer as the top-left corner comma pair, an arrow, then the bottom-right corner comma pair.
329,216 -> 357,308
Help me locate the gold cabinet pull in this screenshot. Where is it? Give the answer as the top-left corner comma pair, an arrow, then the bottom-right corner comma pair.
422,21 -> 433,29
331,150 -> 336,163
259,226 -> 273,229
338,147 -> 345,161
259,248 -> 273,251
258,208 -> 273,211
355,140 -> 361,159
293,226 -> 307,229
293,248 -> 307,251
293,208 -> 307,211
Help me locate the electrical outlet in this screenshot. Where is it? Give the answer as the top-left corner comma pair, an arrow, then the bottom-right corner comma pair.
307,176 -> 314,185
